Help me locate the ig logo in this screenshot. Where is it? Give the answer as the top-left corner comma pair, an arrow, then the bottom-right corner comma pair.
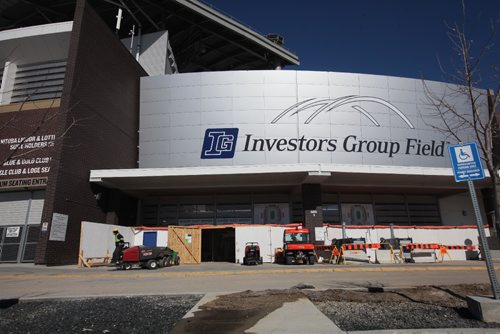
201,128 -> 239,159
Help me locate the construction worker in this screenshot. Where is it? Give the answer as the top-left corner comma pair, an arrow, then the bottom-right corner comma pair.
111,228 -> 125,264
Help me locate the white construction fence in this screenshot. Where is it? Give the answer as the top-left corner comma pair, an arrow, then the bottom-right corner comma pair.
79,222 -> 489,264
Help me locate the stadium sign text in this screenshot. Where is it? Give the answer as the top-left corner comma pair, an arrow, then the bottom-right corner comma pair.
200,96 -> 447,160
201,129 -> 445,159
243,135 -> 445,157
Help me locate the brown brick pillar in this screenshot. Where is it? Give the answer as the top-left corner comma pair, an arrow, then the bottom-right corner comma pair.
302,184 -> 323,244
34,0 -> 145,265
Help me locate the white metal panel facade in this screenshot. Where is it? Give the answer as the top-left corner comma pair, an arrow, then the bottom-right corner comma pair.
139,70 -> 484,169
0,191 -> 30,226
0,190 -> 45,226
0,190 -> 45,262
27,190 -> 45,225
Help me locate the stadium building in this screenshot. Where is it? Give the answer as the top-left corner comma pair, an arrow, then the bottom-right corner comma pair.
0,0 -> 495,265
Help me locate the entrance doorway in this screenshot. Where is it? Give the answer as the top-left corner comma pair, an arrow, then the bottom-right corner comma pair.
201,228 -> 235,262
0,190 -> 44,263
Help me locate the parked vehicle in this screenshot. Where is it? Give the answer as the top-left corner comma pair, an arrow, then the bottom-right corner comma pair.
282,227 -> 315,265
242,242 -> 263,265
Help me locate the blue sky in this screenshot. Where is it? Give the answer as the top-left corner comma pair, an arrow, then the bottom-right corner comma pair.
206,1 -> 499,88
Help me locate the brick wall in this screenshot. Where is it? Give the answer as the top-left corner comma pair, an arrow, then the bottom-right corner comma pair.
301,184 -> 324,244
35,0 -> 146,265
0,106 -> 59,190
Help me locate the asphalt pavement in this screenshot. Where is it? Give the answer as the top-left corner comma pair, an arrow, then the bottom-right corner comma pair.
1,261 -> 500,333
0,261 -> 499,299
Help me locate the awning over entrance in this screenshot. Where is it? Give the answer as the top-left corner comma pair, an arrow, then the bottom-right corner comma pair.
89,164 -> 490,197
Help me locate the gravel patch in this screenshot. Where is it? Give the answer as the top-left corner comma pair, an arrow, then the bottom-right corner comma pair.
0,295 -> 202,334
305,284 -> 500,331
313,301 -> 498,331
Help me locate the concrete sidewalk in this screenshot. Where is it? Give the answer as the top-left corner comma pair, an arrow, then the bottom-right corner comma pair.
347,330 -> 500,333
490,249 -> 500,261
177,292 -> 500,334
173,292 -> 343,334
244,298 -> 343,334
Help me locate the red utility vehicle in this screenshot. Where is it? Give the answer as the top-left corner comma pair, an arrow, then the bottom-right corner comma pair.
283,227 -> 315,265
119,245 -> 179,270
242,242 -> 263,265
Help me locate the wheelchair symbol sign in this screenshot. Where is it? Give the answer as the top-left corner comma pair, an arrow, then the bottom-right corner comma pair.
454,146 -> 473,163
448,142 -> 485,182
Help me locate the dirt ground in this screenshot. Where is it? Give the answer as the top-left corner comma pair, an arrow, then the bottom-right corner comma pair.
171,284 -> 500,333
1,284 -> 499,333
170,290 -> 304,333
305,283 -> 493,306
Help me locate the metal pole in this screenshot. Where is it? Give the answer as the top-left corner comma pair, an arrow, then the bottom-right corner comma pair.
468,180 -> 500,299
390,223 -> 395,239
115,8 -> 122,36
129,25 -> 135,54
342,222 -> 346,239
136,25 -> 142,61
18,192 -> 33,263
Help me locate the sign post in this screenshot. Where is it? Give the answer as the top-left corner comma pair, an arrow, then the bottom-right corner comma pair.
449,142 -> 500,299
48,213 -> 69,242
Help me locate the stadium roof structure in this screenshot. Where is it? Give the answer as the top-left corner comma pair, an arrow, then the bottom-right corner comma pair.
0,0 -> 300,72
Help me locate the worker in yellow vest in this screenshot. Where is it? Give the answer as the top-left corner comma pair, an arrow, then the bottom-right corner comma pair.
111,228 -> 125,264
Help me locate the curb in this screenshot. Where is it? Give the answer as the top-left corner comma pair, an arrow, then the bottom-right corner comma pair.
346,329 -> 500,333
182,293 -> 219,319
0,264 -> 498,280
13,292 -> 205,303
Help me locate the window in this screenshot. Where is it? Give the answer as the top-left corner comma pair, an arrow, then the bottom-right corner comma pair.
178,204 -> 214,218
322,204 -> 340,224
158,205 -> 177,226
216,203 -> 252,218
216,203 -> 252,224
284,232 -> 310,243
11,60 -> 66,103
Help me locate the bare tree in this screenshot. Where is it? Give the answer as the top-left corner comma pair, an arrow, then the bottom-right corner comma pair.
0,95 -> 82,167
422,5 -> 500,237
0,43 -> 88,169
0,71 -> 93,197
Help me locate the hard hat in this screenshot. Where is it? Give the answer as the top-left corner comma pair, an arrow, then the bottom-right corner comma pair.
112,228 -> 119,232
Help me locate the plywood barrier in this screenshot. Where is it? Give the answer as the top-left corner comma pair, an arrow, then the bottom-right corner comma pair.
79,221 -> 136,264
168,226 -> 201,264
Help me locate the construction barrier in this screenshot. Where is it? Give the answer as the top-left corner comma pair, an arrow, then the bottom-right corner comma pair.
442,245 -> 476,250
317,242 -> 407,264
403,243 -> 440,250
315,245 -> 336,251
316,241 -> 479,264
342,243 -> 381,250
437,246 -> 452,263
340,243 -> 370,263
335,247 -> 344,264
315,245 -> 341,264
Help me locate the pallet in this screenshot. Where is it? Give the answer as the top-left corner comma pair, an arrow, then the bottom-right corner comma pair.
78,250 -> 111,268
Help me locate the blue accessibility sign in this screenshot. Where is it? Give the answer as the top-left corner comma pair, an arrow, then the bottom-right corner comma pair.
448,142 -> 485,182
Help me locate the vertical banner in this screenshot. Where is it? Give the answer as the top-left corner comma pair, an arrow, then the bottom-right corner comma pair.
254,204 -> 289,224
341,204 -> 374,225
